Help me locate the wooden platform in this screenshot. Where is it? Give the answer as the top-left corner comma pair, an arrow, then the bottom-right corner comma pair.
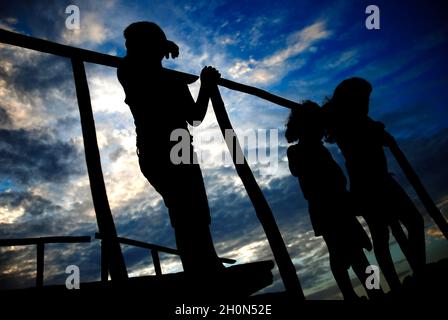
0,260 -> 275,303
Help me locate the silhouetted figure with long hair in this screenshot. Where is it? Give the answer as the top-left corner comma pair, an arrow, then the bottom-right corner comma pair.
286,101 -> 381,300
117,21 -> 223,274
323,78 -> 426,292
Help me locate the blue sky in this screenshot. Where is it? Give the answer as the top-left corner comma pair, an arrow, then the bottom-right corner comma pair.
0,0 -> 447,299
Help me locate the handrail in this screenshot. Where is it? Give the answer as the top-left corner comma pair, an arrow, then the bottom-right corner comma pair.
95,233 -> 235,264
0,236 -> 91,288
0,27 -> 300,293
210,88 -> 305,299
95,233 -> 236,278
0,236 -> 91,246
0,28 -> 300,109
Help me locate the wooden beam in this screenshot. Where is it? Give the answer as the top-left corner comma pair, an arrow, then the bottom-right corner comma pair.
209,87 -> 305,300
0,236 -> 90,246
0,28 -> 299,109
0,28 -> 197,84
219,78 -> 301,109
151,250 -> 162,277
71,58 -> 128,281
100,240 -> 109,282
36,243 -> 44,288
95,233 -> 237,265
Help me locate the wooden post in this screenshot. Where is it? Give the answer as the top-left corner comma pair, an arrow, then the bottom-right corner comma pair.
36,243 -> 44,288
388,135 -> 448,239
100,240 -> 109,282
151,250 -> 162,277
71,58 -> 128,281
210,88 -> 305,300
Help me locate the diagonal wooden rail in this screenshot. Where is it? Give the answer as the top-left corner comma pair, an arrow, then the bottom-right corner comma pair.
210,87 -> 305,299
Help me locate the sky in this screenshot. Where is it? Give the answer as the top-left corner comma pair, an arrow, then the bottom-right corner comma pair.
0,0 -> 447,299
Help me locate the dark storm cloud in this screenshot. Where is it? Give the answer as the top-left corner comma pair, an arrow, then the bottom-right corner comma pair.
0,128 -> 84,185
392,127 -> 448,202
117,206 -> 175,248
0,191 -> 60,217
263,175 -> 309,224
6,55 -> 74,96
1,217 -> 52,239
0,44 -> 77,115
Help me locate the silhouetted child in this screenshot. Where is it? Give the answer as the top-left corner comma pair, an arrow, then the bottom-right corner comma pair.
323,78 -> 425,292
117,21 -> 223,274
286,101 -> 381,300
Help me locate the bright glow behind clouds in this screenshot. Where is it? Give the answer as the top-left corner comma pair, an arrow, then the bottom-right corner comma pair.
0,0 -> 447,297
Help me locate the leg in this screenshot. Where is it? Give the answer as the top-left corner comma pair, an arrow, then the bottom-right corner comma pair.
351,250 -> 384,300
390,221 -> 418,273
140,156 -> 223,275
329,254 -> 358,300
367,218 -> 401,292
324,239 -> 359,300
171,163 -> 223,275
389,184 -> 426,274
174,221 -> 223,275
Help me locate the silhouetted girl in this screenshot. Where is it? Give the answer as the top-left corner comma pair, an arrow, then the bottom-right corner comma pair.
323,78 -> 425,291
286,101 -> 380,300
117,21 -> 223,274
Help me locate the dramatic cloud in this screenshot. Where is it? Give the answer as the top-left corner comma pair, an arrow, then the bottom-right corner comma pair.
0,106 -> 12,128
228,20 -> 331,85
0,128 -> 83,185
0,191 -> 60,223
0,0 -> 447,299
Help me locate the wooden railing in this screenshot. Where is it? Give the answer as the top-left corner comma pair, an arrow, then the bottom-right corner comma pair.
0,234 -> 235,288
1,26 -> 446,301
0,236 -> 91,287
2,25 -> 447,302
0,28 -> 305,298
95,233 -> 236,280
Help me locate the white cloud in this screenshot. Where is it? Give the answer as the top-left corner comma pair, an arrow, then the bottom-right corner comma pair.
228,21 -> 331,85
88,75 -> 128,114
0,205 -> 25,224
224,239 -> 270,263
321,49 -> 359,70
61,12 -> 110,46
